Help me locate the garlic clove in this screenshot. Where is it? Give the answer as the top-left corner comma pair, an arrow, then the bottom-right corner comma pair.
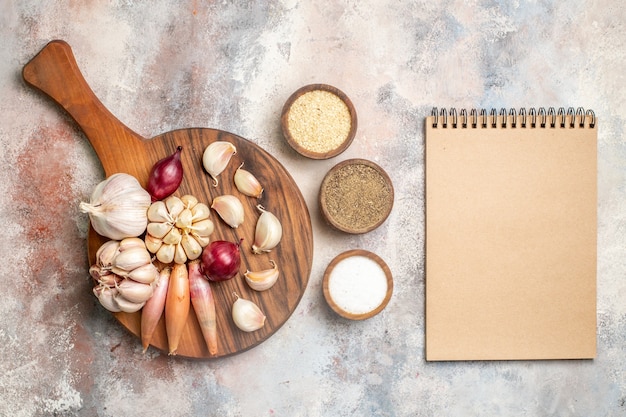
113,247 -> 151,272
244,260 -> 279,291
175,208 -> 193,230
234,162 -> 264,198
191,234 -> 211,248
231,293 -> 266,332
116,278 -> 154,304
181,234 -> 203,260
113,293 -> 146,313
189,218 -> 215,238
174,242 -> 188,265
211,195 -> 245,228
252,205 -> 283,254
95,240 -> 120,268
156,243 -> 176,264
148,200 -> 172,223
147,221 -> 173,239
96,271 -> 121,287
202,141 -> 237,187
180,194 -> 198,209
163,227 -> 183,245
190,203 -> 211,222
128,263 -> 159,284
165,196 -> 185,220
94,285 -> 122,312
144,234 -> 163,254
118,237 -> 146,252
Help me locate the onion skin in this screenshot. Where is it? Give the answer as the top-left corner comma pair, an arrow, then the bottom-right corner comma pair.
188,260 -> 218,356
141,267 -> 170,353
165,263 -> 190,355
200,239 -> 242,282
147,146 -> 183,202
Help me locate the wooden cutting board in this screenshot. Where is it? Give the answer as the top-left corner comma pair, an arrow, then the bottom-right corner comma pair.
23,40 -> 313,359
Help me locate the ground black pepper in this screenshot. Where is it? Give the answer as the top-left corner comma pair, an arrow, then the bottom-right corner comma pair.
320,162 -> 393,233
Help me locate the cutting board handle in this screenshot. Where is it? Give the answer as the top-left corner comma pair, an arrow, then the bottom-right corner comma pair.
22,40 -> 149,178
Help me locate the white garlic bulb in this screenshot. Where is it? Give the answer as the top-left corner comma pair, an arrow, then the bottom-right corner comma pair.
145,195 -> 214,264
79,173 -> 151,240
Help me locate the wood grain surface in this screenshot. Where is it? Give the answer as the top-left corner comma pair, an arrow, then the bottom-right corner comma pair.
23,40 -> 313,359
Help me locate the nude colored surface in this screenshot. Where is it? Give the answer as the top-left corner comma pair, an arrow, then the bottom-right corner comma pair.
1,1 -> 625,416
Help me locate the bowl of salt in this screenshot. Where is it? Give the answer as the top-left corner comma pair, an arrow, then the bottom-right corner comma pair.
322,249 -> 393,320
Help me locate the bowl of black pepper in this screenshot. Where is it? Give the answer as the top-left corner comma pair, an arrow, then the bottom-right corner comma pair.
319,158 -> 394,234
281,84 -> 357,159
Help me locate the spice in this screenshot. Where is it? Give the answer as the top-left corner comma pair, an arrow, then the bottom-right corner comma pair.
286,90 -> 352,154
320,161 -> 393,233
327,255 -> 388,315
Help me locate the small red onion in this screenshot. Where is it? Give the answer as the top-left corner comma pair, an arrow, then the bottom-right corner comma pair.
147,146 -> 183,202
200,239 -> 242,281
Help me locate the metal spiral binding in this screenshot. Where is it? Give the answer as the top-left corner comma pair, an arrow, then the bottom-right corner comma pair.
431,107 -> 596,129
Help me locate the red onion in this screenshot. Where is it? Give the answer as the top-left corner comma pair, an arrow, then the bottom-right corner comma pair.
147,146 -> 183,201
200,239 -> 242,281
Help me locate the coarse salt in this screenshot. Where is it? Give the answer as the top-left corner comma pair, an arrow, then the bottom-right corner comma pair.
328,255 -> 388,315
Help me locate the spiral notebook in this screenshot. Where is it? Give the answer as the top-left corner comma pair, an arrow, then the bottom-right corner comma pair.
425,107 -> 597,361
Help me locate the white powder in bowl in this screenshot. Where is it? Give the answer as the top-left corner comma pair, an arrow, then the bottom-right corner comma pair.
327,255 -> 388,315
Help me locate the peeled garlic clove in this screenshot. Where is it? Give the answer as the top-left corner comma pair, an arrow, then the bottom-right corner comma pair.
189,218 -> 215,237
94,285 -> 122,312
113,247 -> 151,272
244,260 -> 279,291
144,234 -> 163,254
212,195 -> 244,228
202,141 -> 237,186
148,200 -> 171,223
181,234 -> 203,260
231,293 -> 266,332
116,278 -> 154,304
119,237 -> 146,252
252,205 -> 282,254
147,221 -> 173,239
165,196 -> 185,220
234,163 -> 264,198
175,208 -> 193,230
128,263 -> 159,284
113,293 -> 146,313
190,203 -> 211,222
174,242 -> 188,265
163,227 -> 183,245
180,194 -> 198,209
156,243 -> 176,264
95,240 -> 120,268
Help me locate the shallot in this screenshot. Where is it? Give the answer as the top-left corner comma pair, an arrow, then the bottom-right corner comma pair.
188,260 -> 218,356
141,267 -> 170,352
147,146 -> 184,202
165,263 -> 190,355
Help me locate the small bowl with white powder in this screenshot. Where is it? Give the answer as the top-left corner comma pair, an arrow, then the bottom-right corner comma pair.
281,84 -> 357,159
322,249 -> 393,320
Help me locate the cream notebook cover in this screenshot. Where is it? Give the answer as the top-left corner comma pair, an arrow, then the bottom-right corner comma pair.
425,107 -> 597,361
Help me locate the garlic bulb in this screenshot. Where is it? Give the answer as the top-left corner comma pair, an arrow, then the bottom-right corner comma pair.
211,195 -> 245,228
252,205 -> 282,254
79,173 -> 151,240
244,260 -> 279,291
202,141 -> 237,187
234,163 -> 263,198
231,293 -> 266,332
145,195 -> 214,264
90,237 -> 158,313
